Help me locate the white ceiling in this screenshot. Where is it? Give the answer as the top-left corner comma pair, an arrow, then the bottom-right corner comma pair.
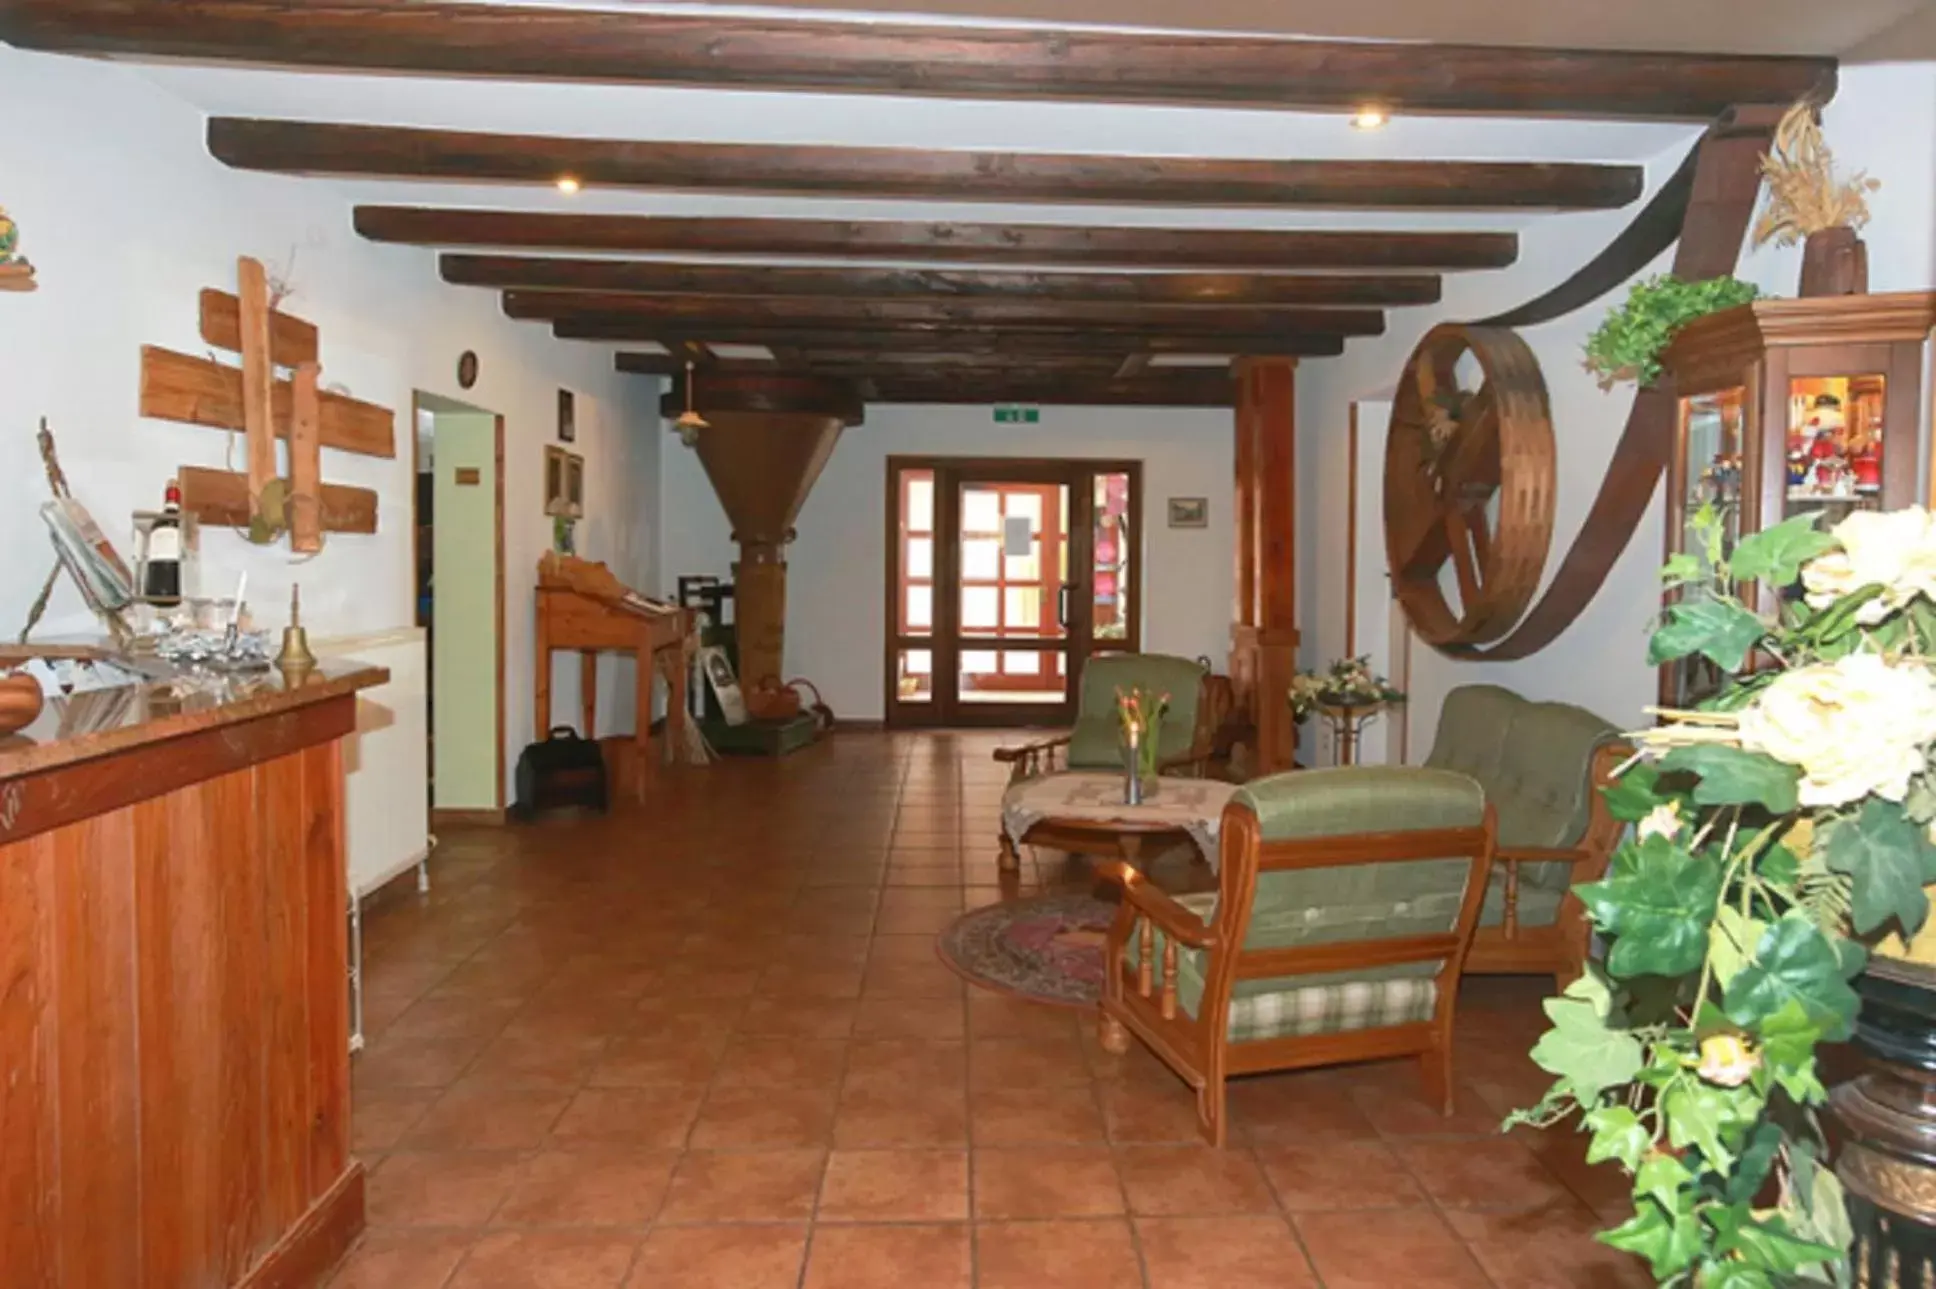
136,63 -> 1700,246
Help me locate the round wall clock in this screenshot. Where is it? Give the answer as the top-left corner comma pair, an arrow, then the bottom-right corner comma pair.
457,350 -> 479,390
1383,323 -> 1556,650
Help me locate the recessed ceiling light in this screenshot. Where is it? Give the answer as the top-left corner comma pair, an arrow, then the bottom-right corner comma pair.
556,176 -> 582,195
1350,107 -> 1390,131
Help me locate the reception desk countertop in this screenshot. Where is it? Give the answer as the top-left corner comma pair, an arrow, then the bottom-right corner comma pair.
0,658 -> 387,780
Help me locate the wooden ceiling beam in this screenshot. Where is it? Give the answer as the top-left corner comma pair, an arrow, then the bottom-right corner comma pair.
591,324 -> 1338,357
359,209 -> 1520,270
621,351 -> 1126,376
864,374 -> 1236,408
0,1 -> 1835,120
212,121 -> 1643,211
504,290 -> 1385,336
441,255 -> 1441,307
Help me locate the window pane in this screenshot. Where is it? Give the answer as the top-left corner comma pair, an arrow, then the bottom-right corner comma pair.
1002,650 -> 1043,675
1005,543 -> 1039,582
906,585 -> 932,630
963,489 -> 1001,533
1006,492 -> 1042,528
1005,586 -> 1041,629
906,536 -> 933,579
897,649 -> 933,702
962,585 -> 998,630
1093,470 -> 1131,641
962,538 -> 1000,581
962,650 -> 998,674
906,475 -> 934,533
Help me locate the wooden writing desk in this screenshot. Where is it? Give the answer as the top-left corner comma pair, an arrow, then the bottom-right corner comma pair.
534,555 -> 696,800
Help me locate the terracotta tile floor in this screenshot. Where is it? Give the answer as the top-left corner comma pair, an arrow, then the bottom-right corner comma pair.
328,731 -> 1644,1289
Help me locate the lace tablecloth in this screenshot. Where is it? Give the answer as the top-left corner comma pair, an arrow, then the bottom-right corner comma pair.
1001,772 -> 1239,869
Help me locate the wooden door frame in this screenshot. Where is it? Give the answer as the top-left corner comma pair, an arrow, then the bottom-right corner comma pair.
412,394 -> 508,825
883,454 -> 1143,728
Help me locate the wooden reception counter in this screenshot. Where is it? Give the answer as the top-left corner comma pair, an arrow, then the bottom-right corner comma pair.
0,659 -> 385,1289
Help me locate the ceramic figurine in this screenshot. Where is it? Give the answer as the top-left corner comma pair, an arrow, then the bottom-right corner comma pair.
0,206 -> 36,291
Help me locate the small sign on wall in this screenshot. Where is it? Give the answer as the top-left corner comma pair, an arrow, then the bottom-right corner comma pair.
993,405 -> 1041,424
454,467 -> 481,487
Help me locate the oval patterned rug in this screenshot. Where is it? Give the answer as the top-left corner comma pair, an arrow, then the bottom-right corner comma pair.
936,892 -> 1117,1009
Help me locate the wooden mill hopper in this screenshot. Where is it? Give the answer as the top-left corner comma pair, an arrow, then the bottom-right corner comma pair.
664,372 -> 864,691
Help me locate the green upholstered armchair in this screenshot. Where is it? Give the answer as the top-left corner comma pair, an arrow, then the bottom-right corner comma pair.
992,653 -> 1213,785
1422,684 -> 1628,987
1098,766 -> 1496,1147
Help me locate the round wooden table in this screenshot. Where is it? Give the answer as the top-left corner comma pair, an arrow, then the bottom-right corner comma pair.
997,772 -> 1237,873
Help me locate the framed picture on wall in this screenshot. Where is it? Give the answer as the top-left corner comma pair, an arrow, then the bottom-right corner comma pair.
564,453 -> 585,518
557,388 -> 576,443
543,446 -> 585,518
1167,497 -> 1208,528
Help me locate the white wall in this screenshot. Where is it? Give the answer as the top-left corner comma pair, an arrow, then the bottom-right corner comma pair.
0,47 -> 662,828
1299,61 -> 1936,764
658,403 -> 1234,721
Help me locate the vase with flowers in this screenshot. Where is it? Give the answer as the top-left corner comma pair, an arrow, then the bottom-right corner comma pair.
1513,502 -> 1936,1286
1115,684 -> 1169,804
1288,656 -> 1406,765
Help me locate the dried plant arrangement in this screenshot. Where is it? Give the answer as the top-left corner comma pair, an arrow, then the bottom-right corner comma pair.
1754,101 -> 1880,247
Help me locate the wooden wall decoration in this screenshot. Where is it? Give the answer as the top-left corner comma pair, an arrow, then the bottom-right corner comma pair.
139,257 -> 395,549
1384,325 -> 1556,647
0,205 -> 36,291
1380,104 -> 1786,659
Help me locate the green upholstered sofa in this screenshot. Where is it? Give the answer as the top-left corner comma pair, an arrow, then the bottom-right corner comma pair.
1099,765 -> 1496,1146
1421,684 -> 1627,985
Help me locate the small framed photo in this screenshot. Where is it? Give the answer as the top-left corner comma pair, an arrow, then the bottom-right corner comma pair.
1167,497 -> 1208,529
543,446 -> 585,518
557,388 -> 576,443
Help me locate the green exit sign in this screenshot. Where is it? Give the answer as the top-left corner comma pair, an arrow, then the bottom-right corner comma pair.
993,405 -> 1041,424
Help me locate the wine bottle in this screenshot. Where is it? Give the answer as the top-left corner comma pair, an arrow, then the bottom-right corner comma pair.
144,479 -> 184,607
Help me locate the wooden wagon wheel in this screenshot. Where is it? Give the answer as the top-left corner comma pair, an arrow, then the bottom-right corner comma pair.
1384,323 -> 1556,649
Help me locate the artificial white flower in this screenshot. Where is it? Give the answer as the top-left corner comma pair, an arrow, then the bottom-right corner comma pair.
1735,652 -> 1936,807
1696,1034 -> 1760,1088
1636,802 -> 1683,842
1802,507 -> 1936,624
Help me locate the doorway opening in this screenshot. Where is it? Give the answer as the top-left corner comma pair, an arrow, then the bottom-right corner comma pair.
885,456 -> 1142,727
413,394 -> 507,825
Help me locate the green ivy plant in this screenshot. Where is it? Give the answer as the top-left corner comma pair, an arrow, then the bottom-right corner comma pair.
1514,503 -> 1936,1287
1583,275 -> 1762,389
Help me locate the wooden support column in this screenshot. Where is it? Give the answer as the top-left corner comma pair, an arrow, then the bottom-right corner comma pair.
1232,358 -> 1299,774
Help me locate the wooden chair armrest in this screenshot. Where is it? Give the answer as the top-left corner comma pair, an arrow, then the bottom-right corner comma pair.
1098,862 -> 1216,949
993,733 -> 1073,764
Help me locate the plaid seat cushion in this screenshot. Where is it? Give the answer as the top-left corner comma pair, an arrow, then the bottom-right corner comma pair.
1126,894 -> 1441,1041
1225,976 -> 1437,1041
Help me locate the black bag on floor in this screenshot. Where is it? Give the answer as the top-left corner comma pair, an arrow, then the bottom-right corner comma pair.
512,726 -> 608,818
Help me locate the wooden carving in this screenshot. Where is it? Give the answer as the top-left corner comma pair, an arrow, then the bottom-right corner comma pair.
140,262 -> 397,548
1385,325 -> 1556,647
1379,106 -> 1785,660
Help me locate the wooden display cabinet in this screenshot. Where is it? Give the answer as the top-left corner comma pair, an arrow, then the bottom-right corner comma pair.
1657,292 -> 1936,708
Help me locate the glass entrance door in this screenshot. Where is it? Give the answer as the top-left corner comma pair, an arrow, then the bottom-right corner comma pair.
887,458 -> 1142,727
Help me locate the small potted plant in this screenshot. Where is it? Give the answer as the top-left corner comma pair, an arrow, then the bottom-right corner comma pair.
1583,274 -> 1761,389
1755,100 -> 1880,298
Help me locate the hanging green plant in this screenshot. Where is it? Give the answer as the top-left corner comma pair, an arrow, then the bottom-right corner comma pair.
1583,275 -> 1761,389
